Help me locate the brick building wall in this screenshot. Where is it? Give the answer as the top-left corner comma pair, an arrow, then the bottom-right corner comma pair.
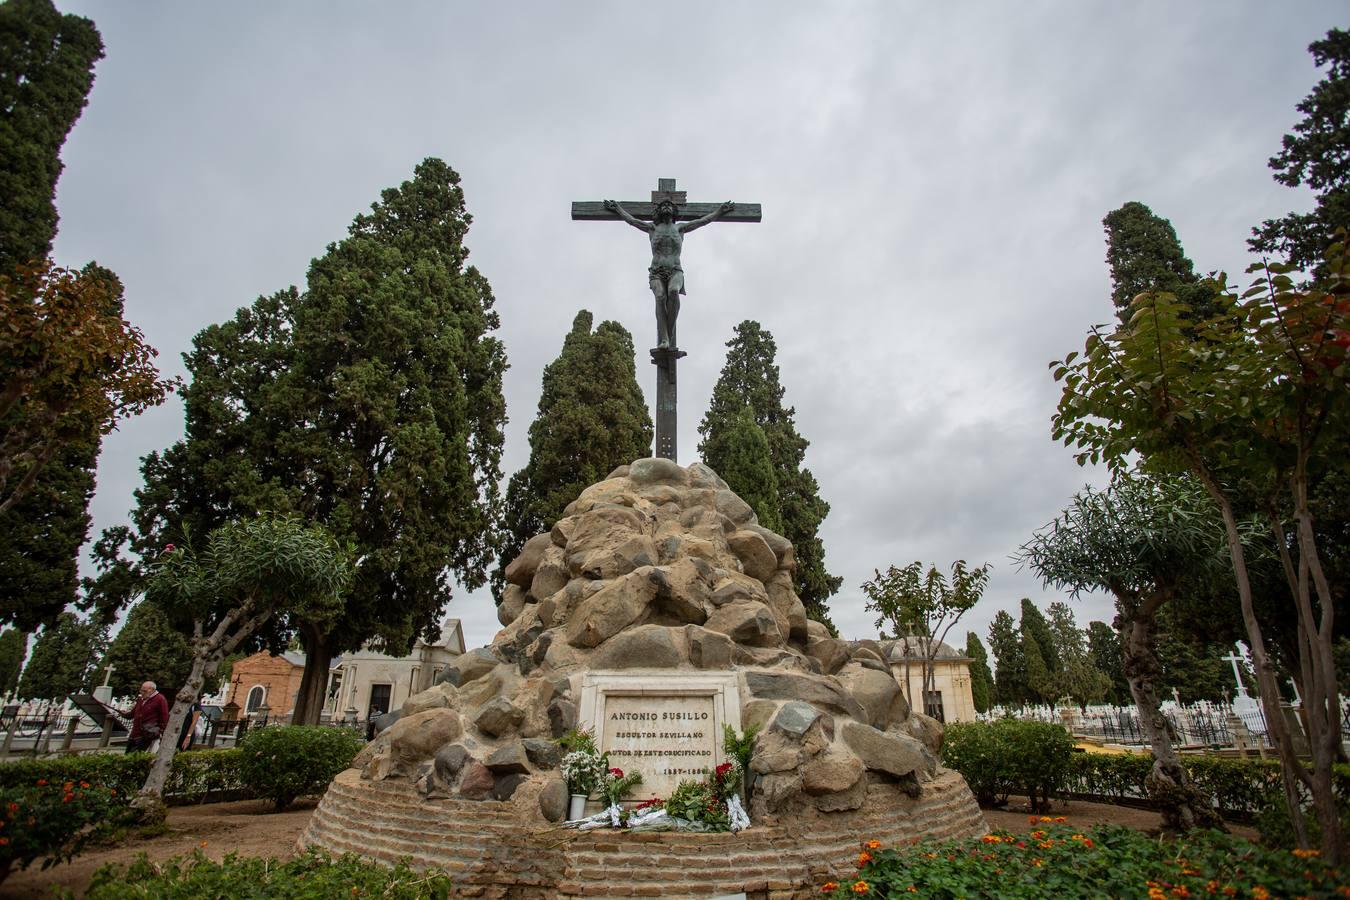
225,651 -> 305,720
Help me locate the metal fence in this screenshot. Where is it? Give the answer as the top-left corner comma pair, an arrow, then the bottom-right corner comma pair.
981,700 -> 1285,749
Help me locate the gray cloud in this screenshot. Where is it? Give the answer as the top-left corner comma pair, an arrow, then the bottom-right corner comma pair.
50,1 -> 1339,656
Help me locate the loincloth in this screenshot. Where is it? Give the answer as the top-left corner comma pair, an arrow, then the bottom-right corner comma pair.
649,265 -> 687,296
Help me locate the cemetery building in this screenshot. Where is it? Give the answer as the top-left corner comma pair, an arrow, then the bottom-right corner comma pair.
879,637 -> 977,723
222,619 -> 465,722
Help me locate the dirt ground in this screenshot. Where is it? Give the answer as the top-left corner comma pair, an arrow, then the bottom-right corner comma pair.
1,799 -> 317,899
2,796 -> 1257,898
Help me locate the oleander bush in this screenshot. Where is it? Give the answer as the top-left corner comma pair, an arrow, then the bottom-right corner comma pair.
237,725 -> 365,810
820,823 -> 1346,898
83,848 -> 453,898
943,720 -> 1073,812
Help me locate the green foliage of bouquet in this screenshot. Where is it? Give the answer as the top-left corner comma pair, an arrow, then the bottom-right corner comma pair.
600,766 -> 642,807
237,725 -> 365,811
84,848 -> 452,898
0,776 -> 133,882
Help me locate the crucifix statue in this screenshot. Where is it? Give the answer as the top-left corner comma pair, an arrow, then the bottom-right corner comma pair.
573,178 -> 761,461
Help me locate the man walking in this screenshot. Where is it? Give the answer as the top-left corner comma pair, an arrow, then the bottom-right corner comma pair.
126,681 -> 169,753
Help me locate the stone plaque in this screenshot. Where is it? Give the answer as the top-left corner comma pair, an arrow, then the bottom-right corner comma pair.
578,671 -> 741,799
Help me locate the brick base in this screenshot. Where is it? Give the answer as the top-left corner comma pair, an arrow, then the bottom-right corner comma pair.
300,768 -> 986,898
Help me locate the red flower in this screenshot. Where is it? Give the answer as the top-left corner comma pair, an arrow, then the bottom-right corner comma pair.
165,543 -> 176,552
609,767 -> 624,778
716,762 -> 734,776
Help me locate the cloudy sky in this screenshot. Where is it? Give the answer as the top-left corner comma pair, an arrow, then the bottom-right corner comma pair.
48,1 -> 1341,656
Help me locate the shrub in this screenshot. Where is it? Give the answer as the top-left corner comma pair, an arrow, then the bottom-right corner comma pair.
0,749 -> 246,804
943,720 -> 1073,811
84,848 -> 452,898
237,725 -> 364,810
0,776 -> 134,883
821,823 -> 1346,898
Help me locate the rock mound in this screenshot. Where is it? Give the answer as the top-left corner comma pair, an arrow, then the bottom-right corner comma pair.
334,459 -> 964,825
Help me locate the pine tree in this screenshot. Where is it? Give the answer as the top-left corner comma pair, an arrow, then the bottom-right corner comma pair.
698,321 -> 840,622
0,0 -> 103,272
15,610 -> 105,700
1250,29 -> 1350,275
987,609 -> 1025,707
95,600 -> 192,698
0,628 -> 25,696
1102,202 -> 1223,327
496,311 -> 653,595
965,631 -> 993,714
713,407 -> 781,532
132,159 -> 508,724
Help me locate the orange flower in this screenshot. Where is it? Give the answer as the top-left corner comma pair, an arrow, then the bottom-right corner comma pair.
851,882 -> 869,895
79,781 -> 89,789
1171,888 -> 1191,898
1028,816 -> 1039,824
200,841 -> 209,848
1292,848 -> 1320,859
1252,889 -> 1270,900
1030,830 -> 1046,839
63,781 -> 73,792
62,793 -> 74,803
981,834 -> 1003,843
35,779 -> 47,786
866,839 -> 880,850
5,802 -> 17,816
1053,816 -> 1066,823
821,883 -> 838,893
857,851 -> 872,866
0,838 -> 8,846
1030,858 -> 1044,867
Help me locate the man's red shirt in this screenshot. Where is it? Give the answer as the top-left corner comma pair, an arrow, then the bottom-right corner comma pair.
130,691 -> 170,741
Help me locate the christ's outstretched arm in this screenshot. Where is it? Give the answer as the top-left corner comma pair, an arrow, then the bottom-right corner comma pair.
679,201 -> 736,234
603,200 -> 654,232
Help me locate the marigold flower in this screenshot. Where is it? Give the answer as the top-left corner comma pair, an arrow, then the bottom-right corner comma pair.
1252,889 -> 1270,900
1292,848 -> 1320,859
866,839 -> 880,850
0,838 -> 7,846
80,781 -> 90,788
1028,816 -> 1039,824
851,882 -> 869,895
1039,816 -> 1052,822
35,779 -> 47,786
981,834 -> 1002,843
1172,888 -> 1190,898
62,793 -> 74,803
63,781 -> 73,792
1030,830 -> 1045,840
1031,858 -> 1044,867
821,883 -> 838,893
1053,816 -> 1066,822
200,841 -> 208,848
857,851 -> 872,865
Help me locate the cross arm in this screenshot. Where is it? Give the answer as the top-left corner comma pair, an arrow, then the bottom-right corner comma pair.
571,201 -> 762,223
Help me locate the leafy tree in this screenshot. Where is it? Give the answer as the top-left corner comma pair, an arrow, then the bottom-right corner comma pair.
0,262 -> 175,518
863,560 -> 990,710
1103,202 -> 1223,326
131,160 -> 507,725
1251,30 -> 1350,276
0,627 -> 25,696
987,609 -> 1026,707
1155,605 -> 1243,704
1017,471 -> 1232,831
496,310 -> 652,595
1087,620 -> 1129,704
712,407 -> 781,532
0,0 -> 103,273
136,514 -> 352,819
15,610 -> 105,700
1051,246 -> 1350,857
965,631 -> 993,714
698,321 -> 840,624
95,600 -> 191,699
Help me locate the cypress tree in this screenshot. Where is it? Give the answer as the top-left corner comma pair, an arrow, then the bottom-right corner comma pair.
15,610 -> 104,700
496,310 -> 653,595
698,321 -> 840,622
1102,202 -> 1223,326
1250,29 -> 1350,275
0,0 -> 103,271
1087,620 -> 1129,704
132,159 -> 508,724
965,631 -> 993,714
713,407 -> 781,533
0,1 -> 108,630
987,609 -> 1025,707
95,600 -> 192,698
1019,597 -> 1061,675
0,628 -> 25,696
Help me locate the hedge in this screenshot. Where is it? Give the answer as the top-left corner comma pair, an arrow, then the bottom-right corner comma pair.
0,749 -> 247,804
943,720 -> 1074,812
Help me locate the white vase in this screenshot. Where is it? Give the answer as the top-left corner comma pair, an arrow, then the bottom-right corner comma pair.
568,793 -> 587,820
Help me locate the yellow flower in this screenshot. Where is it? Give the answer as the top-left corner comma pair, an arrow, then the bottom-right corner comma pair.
857,851 -> 872,866
821,882 -> 838,893
851,882 -> 869,895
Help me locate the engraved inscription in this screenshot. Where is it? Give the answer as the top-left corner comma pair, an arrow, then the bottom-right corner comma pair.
599,694 -> 720,797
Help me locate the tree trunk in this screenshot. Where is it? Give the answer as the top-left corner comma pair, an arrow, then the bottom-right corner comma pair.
291,623 -> 333,726
134,604 -> 272,823
1118,595 -> 1224,832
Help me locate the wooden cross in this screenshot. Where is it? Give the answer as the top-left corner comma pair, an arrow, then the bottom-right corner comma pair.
572,178 -> 762,461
